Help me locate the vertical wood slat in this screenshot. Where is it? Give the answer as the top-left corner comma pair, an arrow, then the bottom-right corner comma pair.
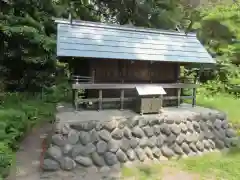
120,89 -> 124,110
192,88 -> 196,107
98,89 -> 102,110
177,88 -> 181,107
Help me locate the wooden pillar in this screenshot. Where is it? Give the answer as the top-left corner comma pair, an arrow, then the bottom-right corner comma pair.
177,88 -> 181,107
98,90 -> 102,110
192,88 -> 196,107
120,89 -> 124,110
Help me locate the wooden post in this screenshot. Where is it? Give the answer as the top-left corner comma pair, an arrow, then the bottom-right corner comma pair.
192,88 -> 196,107
98,89 -> 102,110
72,89 -> 78,110
120,89 -> 124,110
177,88 -> 181,107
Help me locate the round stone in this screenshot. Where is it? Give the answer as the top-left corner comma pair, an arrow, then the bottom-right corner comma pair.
170,124 -> 181,135
123,127 -> 132,139
52,134 -> 66,147
148,136 -> 157,148
152,147 -> 161,158
116,149 -> 128,163
91,152 -> 105,167
61,124 -> 71,135
132,127 -> 145,138
221,120 -> 229,129
203,139 -> 211,149
208,139 -> 216,149
196,141 -> 204,151
144,147 -> 154,159
214,139 -> 225,149
112,128 -> 124,140
81,143 -> 96,156
179,123 -> 188,133
181,142 -> 191,154
96,121 -> 103,131
60,157 -> 76,171
46,146 -> 62,162
166,133 -> 176,145
71,144 -> 84,157
129,138 -> 139,149
185,132 -> 194,143
186,121 -> 194,133
90,129 -> 99,143
149,118 -> 160,126
126,116 -> 139,128
139,137 -> 148,148
120,138 -> 131,152
103,119 -> 117,132
68,130 -> 79,145
156,134 -> 165,148
226,129 -> 236,138
143,126 -> 154,137
216,112 -> 226,120
138,117 -> 149,127
42,159 -> 60,171
108,140 -> 120,153
164,116 -> 175,124
79,131 -> 91,145
126,149 -> 136,161
153,125 -> 161,135
75,156 -> 92,167
99,130 -> 111,142
176,133 -> 185,145
212,129 -> 225,140
161,146 -> 174,158
62,144 -> 73,155
192,121 -> 200,131
214,119 -> 222,130
171,143 -> 183,155
96,141 -> 108,154
104,152 -> 118,166
160,124 -> 171,135
189,142 -> 198,152
135,148 -> 146,161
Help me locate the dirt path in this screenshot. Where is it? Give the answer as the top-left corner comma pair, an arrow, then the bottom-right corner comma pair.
6,123 -> 205,180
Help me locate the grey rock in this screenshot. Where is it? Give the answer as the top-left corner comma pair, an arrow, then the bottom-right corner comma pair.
176,133 -> 185,145
165,116 -> 175,124
204,129 -> 214,139
152,147 -> 161,158
91,152 -> 105,167
129,138 -> 139,149
212,129 -> 225,140
96,121 -> 103,131
161,146 -> 174,158
199,121 -> 208,131
46,146 -> 62,162
126,116 -> 139,128
138,117 -> 148,127
148,136 -> 157,148
68,130 -> 79,145
72,121 -> 95,131
71,144 -> 84,157
149,118 -> 160,126
160,124 -> 171,135
181,142 -> 191,154
126,149 -> 136,161
83,143 -> 96,155
222,120 -> 229,129
214,139 -> 225,149
143,126 -> 154,137
192,121 -> 200,131
203,139 -> 211,149
42,159 -> 60,171
170,124 -> 181,135
185,132 -> 194,143
99,130 -> 111,142
118,118 -> 126,129
189,143 -> 198,152
75,156 -> 92,167
104,152 -> 118,166
79,131 -> 91,145
230,137 -> 239,146
196,141 -> 204,151
166,133 -> 176,145
123,127 -> 132,139
90,129 -> 99,143
186,121 -> 194,133
103,119 -> 117,132
52,134 -> 66,147
214,119 -> 222,130
61,124 -> 71,135
224,138 -> 231,148
192,132 -> 199,143
120,138 -> 130,152
226,129 -> 236,138
97,141 -> 108,154
108,140 -> 120,153
62,144 -> 73,155
206,121 -> 213,130
216,112 -> 226,120
208,139 -> 216,149
132,127 -> 145,138
116,149 -> 128,163
139,137 -> 148,148
99,166 -> 110,174
135,148 -> 146,161
153,125 -> 161,135
144,147 -> 154,159
174,116 -> 182,124
179,123 -> 188,133
112,128 -> 124,140
199,132 -> 204,141
60,157 -> 76,171
156,134 -> 165,148
172,143 -> 183,155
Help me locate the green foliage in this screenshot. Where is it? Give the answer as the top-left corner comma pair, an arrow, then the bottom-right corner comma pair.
0,142 -> 13,179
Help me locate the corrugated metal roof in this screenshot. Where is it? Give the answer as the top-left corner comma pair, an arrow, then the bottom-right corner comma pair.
55,19 -> 215,64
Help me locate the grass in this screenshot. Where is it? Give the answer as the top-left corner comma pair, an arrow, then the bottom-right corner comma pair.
122,93 -> 240,180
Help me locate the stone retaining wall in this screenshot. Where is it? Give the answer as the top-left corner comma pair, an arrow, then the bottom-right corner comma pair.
42,111 -> 238,171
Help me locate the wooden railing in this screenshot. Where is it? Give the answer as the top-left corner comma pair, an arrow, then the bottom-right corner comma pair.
72,83 -> 198,111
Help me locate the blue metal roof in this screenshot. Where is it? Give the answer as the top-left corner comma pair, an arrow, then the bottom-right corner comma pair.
55,19 -> 215,64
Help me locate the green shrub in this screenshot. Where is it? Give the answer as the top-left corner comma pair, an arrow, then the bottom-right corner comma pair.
0,142 -> 13,178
